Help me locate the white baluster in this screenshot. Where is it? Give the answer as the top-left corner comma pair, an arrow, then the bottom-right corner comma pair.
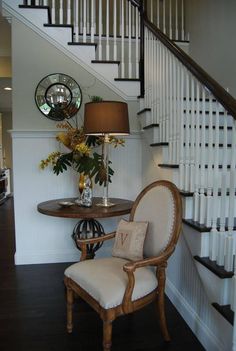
193,82 -> 201,221
67,0 -> 71,25
106,0 -> 110,60
35,0 -> 39,5
59,0 -> 63,24
206,95 -> 214,227
184,72 -> 190,191
175,0 -> 178,40
80,0 -> 83,33
169,0 -> 172,39
172,58 -> 177,163
150,0 -> 153,23
135,7 -> 139,78
51,0 -> 56,24
157,0 -> 160,28
83,0 -> 87,42
153,37 -> 158,125
113,0 -> 117,60
74,0 -> 79,42
179,64 -> 185,190
225,170 -> 235,271
128,1 -> 132,77
163,0 -> 166,34
199,88 -> 206,224
98,0 -> 102,60
131,3 -> 135,37
181,0 -> 184,40
189,78 -> 195,193
91,0 -> 95,42
165,50 -> 170,143
125,1 -> 128,36
217,173 -> 227,265
210,174 -> 219,261
86,0 -> 90,33
121,0 -> 125,77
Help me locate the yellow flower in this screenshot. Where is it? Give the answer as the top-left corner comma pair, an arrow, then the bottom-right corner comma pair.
75,142 -> 91,156
39,151 -> 61,170
56,132 -> 72,149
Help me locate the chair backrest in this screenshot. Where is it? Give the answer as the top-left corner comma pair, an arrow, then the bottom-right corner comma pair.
130,180 -> 182,258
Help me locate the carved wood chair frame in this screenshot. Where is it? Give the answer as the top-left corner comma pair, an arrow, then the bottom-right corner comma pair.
64,180 -> 182,351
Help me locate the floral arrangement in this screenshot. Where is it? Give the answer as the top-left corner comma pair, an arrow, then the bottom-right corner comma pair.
39,99 -> 125,185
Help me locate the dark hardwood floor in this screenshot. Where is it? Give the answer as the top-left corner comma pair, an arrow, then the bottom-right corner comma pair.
0,198 -> 205,351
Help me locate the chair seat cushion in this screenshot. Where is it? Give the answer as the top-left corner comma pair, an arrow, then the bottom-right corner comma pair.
64,257 -> 158,309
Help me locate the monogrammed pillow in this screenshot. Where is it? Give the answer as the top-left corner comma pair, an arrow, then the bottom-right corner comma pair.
112,219 -> 149,261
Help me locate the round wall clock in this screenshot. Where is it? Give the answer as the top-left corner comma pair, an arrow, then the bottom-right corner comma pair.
35,73 -> 82,121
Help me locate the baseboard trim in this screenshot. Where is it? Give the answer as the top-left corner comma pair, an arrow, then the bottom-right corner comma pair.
14,246 -> 113,265
166,278 -> 225,351
14,250 -> 80,265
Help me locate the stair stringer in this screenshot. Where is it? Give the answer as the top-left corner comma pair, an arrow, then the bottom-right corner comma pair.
139,107 -> 234,351
2,0 -> 139,100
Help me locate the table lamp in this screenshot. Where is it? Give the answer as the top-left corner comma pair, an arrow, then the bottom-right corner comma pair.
84,101 -> 129,207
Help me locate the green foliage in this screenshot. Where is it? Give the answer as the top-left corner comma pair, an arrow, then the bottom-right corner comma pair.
52,151 -> 114,185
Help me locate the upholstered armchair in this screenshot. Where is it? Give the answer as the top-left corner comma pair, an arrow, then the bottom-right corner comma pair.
64,180 -> 182,351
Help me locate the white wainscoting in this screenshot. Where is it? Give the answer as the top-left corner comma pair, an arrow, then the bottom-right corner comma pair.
11,130 -> 142,265
167,235 -> 233,351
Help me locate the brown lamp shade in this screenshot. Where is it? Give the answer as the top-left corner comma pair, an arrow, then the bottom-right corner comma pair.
84,101 -> 130,135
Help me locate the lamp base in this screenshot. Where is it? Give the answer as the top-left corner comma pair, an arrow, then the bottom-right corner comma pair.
96,198 -> 116,207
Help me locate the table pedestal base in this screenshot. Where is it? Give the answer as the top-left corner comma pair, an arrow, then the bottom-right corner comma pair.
72,219 -> 105,259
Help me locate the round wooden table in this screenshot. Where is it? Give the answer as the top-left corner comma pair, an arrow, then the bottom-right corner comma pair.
37,197 -> 133,259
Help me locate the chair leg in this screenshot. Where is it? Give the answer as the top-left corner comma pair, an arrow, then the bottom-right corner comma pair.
66,286 -> 74,333
103,320 -> 113,351
156,266 -> 171,342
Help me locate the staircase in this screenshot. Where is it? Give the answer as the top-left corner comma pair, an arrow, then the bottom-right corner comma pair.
3,0 -> 236,350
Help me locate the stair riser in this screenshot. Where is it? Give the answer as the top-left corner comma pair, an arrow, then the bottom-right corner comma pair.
183,194 -> 236,221
142,127 -> 160,144
88,62 -> 119,79
183,223 -> 209,257
195,261 -> 232,306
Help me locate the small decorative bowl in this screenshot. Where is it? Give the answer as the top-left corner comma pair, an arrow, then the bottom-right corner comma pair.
58,201 -> 74,208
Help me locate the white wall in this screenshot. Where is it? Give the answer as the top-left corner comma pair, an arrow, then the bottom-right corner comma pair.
11,18 -> 142,264
186,0 -> 236,98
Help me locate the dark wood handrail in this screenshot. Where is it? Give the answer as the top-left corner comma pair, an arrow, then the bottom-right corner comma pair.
143,13 -> 236,119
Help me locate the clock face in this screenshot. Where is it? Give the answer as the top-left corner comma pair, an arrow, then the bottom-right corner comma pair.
35,73 -> 82,121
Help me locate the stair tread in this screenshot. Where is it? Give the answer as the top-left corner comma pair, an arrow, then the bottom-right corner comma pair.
143,123 -> 159,130
137,108 -> 151,115
44,24 -> 73,28
184,97 -> 217,102
212,303 -> 234,325
194,256 -> 234,278
114,78 -> 140,81
184,109 -> 230,116
183,142 -> 232,147
183,219 -> 211,232
158,164 -> 179,168
184,125 -> 233,130
68,42 -> 97,47
180,190 -> 194,197
183,218 -> 236,232
19,5 -> 49,9
150,142 -> 168,147
91,60 -> 120,64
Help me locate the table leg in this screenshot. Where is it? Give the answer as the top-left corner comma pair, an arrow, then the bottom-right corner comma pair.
71,219 -> 105,259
